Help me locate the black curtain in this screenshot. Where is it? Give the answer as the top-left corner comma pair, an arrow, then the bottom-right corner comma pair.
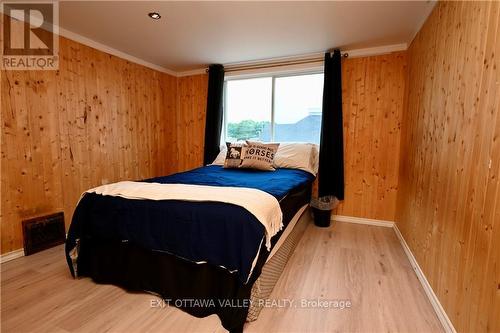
203,64 -> 225,165
318,50 -> 344,200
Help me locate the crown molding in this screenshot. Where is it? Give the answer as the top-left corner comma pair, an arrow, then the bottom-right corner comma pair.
346,43 -> 407,58
176,68 -> 208,77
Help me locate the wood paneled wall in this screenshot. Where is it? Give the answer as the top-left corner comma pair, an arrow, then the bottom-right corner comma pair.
396,2 -> 500,332
175,74 -> 208,171
1,37 -> 178,254
334,52 -> 406,221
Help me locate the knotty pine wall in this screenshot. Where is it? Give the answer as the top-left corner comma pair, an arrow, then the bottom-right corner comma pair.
396,1 -> 500,332
176,74 -> 208,171
335,52 -> 406,221
1,37 -> 178,254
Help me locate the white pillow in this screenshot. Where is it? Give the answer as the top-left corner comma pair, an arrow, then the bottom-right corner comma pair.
273,142 -> 319,175
211,145 -> 229,165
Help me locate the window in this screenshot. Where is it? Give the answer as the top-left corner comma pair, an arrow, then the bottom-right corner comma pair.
224,77 -> 272,142
223,72 -> 324,144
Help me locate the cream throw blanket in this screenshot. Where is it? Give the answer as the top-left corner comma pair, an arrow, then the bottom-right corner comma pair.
85,181 -> 283,250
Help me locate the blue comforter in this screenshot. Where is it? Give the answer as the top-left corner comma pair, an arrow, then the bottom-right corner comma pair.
66,166 -> 314,283
145,165 -> 313,200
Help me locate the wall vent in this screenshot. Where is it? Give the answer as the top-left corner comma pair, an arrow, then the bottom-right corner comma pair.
22,212 -> 65,256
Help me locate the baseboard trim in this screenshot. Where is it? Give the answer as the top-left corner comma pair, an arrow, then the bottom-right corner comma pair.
331,214 -> 455,333
393,224 -> 456,333
0,248 -> 25,264
331,215 -> 394,227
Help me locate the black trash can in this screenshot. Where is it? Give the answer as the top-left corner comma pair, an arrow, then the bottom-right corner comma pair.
312,207 -> 331,227
310,196 -> 338,228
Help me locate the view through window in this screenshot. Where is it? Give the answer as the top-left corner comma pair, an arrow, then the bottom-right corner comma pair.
223,73 -> 323,144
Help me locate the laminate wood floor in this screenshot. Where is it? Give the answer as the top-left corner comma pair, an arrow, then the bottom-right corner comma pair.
1,222 -> 443,333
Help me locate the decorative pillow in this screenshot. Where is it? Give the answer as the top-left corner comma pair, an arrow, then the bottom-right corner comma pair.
240,141 -> 280,171
223,142 -> 246,168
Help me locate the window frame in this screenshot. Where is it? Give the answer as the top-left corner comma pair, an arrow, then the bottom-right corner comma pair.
222,69 -> 324,144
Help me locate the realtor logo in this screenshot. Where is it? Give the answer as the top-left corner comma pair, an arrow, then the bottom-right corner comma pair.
1,1 -> 59,70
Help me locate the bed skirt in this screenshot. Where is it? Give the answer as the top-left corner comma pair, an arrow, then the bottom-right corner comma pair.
247,207 -> 311,321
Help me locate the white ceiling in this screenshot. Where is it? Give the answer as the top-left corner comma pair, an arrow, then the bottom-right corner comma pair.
58,1 -> 436,73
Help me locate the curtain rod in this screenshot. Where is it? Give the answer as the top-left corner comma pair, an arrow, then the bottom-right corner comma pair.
206,52 -> 349,73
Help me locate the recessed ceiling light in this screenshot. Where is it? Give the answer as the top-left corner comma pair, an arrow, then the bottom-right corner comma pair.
148,12 -> 161,20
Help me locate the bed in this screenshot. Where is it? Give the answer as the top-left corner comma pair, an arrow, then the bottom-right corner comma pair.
65,153 -> 316,332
